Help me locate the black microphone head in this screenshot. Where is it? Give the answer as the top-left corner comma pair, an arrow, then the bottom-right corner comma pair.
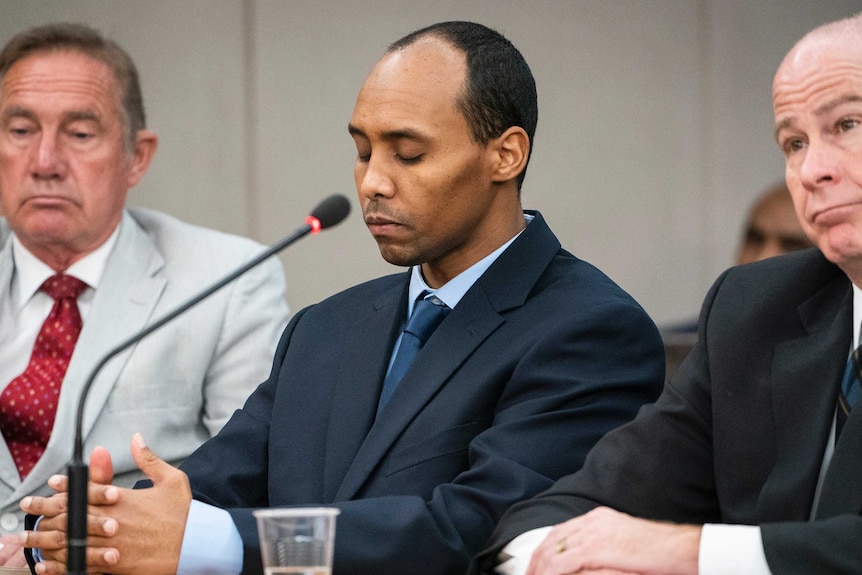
310,195 -> 351,229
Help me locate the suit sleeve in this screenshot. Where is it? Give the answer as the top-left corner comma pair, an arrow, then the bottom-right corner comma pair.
198,255 -> 288,435
184,296 -> 664,575
477,262 -> 862,575
473,272 -> 732,573
761,516 -> 862,573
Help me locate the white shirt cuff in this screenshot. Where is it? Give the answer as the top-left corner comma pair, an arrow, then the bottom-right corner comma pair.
698,523 -> 772,575
496,526 -> 553,575
176,500 -> 243,575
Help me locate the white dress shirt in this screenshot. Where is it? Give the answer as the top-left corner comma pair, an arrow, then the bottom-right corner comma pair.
0,227 -> 119,387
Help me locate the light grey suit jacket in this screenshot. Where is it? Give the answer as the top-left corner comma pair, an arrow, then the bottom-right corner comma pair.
0,207 -> 288,532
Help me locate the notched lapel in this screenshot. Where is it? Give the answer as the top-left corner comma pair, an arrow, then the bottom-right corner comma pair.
332,214 -> 560,501
25,214 -> 168,500
758,277 -> 850,522
330,213 -> 561,502
333,291 -> 504,501
0,239 -> 23,494
322,282 -> 405,500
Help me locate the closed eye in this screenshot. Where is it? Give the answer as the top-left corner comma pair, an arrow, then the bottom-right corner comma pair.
398,154 -> 423,165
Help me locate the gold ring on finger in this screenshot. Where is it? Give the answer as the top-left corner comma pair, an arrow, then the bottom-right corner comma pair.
556,537 -> 567,554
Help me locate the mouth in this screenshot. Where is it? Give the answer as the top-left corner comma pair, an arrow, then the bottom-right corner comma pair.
364,214 -> 403,236
24,191 -> 75,203
811,202 -> 862,226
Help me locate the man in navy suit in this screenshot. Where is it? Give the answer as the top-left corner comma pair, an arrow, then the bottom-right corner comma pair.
21,21 -> 663,575
472,12 -> 862,575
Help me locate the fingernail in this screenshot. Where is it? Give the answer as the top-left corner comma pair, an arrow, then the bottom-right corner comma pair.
133,432 -> 147,449
20,496 -> 31,509
105,548 -> 120,564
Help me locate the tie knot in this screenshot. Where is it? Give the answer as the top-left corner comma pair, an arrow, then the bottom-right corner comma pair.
404,295 -> 450,345
41,274 -> 88,301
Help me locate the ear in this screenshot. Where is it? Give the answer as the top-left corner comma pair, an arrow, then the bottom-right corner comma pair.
490,126 -> 529,184
125,129 -> 159,189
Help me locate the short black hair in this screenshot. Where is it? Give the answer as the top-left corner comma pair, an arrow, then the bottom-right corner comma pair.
389,21 -> 537,190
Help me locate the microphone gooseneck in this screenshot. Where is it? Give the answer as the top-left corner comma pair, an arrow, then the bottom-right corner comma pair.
66,194 -> 350,575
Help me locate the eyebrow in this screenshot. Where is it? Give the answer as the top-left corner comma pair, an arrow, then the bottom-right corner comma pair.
0,105 -> 101,126
775,93 -> 862,141
65,109 -> 101,123
815,93 -> 862,116
0,105 -> 37,123
347,124 -> 428,142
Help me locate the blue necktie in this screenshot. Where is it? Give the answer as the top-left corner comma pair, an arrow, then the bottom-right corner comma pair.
377,293 -> 450,412
837,347 -> 861,437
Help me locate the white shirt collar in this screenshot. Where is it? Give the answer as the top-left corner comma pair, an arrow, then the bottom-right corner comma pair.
853,283 -> 862,349
406,213 -> 534,316
10,222 -> 121,312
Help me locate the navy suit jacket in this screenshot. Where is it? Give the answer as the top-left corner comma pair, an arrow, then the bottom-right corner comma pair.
474,247 -> 862,574
180,212 -> 664,575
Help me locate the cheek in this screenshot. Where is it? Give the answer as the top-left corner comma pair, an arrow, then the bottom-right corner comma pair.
0,148 -> 25,177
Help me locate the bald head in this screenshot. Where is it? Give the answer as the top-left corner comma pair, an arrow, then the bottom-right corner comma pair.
784,12 -> 862,64
772,11 -> 862,285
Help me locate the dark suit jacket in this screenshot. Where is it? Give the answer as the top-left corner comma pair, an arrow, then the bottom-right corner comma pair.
179,212 -> 664,575
474,247 -> 862,574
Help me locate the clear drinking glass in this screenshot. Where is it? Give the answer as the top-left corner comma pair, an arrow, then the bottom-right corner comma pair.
253,507 -> 340,575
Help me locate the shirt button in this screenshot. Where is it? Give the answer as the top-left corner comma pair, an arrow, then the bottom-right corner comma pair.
0,513 -> 19,532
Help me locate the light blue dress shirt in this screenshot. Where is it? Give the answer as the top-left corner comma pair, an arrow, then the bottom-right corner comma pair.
177,218 -> 530,574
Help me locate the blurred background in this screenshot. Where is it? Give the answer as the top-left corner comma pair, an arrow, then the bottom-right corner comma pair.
1,0 -> 858,324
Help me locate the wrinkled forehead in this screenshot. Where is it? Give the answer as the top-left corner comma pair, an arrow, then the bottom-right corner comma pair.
1,49 -> 118,101
774,29 -> 862,94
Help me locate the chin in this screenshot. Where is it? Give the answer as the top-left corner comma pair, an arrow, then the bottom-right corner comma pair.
375,242 -> 420,268
378,250 -> 417,268
820,235 -> 862,268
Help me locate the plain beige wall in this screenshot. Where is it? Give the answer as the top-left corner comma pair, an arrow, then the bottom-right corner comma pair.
1,0 -> 859,325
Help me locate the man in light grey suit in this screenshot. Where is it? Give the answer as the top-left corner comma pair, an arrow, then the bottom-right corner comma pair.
0,23 -> 288,566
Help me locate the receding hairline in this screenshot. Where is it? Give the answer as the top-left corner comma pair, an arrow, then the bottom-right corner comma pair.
780,11 -> 862,70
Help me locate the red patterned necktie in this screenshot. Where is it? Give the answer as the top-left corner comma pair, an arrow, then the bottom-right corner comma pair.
0,274 -> 87,479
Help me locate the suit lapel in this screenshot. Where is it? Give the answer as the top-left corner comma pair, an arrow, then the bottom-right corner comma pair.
816,401 -> 862,517
758,273 -> 850,522
0,230 -> 23,494
333,289 -> 505,501
322,280 -> 405,500
332,212 -> 561,501
14,212 -> 168,500
816,306 -> 862,517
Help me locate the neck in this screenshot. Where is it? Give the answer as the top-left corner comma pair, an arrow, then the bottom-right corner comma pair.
421,205 -> 526,289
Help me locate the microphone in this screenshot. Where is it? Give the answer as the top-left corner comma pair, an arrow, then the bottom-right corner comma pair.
66,194 -> 350,574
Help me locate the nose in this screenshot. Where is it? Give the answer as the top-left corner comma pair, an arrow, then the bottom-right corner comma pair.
798,139 -> 839,190
31,132 -> 66,180
356,156 -> 395,199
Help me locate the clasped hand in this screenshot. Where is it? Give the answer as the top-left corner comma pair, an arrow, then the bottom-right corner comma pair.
18,433 -> 191,575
